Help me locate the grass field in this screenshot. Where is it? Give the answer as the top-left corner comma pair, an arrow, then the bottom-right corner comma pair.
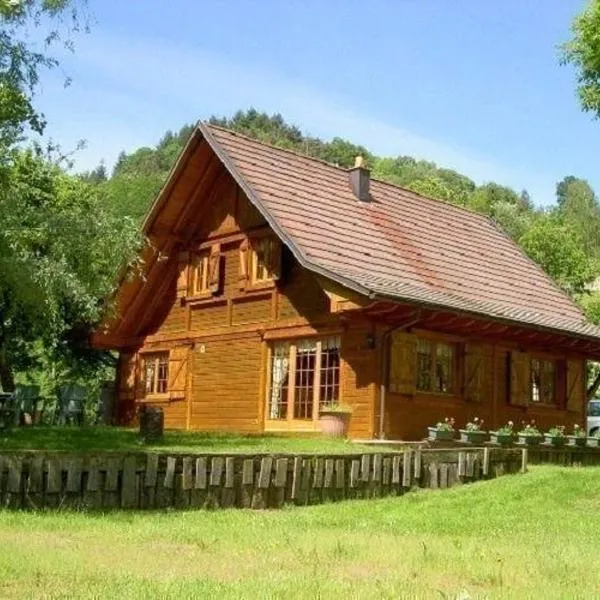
0,465 -> 597,599
0,426 -> 380,454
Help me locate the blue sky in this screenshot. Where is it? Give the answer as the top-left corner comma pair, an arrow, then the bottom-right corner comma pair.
36,0 -> 596,206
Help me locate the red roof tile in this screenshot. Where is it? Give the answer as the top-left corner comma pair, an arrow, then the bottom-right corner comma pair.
202,123 -> 600,341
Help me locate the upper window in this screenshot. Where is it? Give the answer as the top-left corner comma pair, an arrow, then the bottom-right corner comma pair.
416,338 -> 456,394
530,358 -> 556,404
143,353 -> 169,395
251,237 -> 276,284
267,337 -> 341,421
191,252 -> 210,295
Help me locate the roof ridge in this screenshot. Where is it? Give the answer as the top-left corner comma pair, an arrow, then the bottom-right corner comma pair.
204,122 -> 493,223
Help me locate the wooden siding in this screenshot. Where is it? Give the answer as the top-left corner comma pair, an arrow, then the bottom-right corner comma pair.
189,334 -> 263,432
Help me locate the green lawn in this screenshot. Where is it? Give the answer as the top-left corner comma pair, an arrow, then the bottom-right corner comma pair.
0,465 -> 597,598
0,426 -> 380,454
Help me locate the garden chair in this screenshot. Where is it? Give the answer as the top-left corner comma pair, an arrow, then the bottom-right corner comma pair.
14,385 -> 42,425
56,384 -> 87,426
0,391 -> 16,430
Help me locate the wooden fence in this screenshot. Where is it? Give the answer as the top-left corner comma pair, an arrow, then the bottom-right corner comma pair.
0,447 -> 525,511
528,446 -> 600,466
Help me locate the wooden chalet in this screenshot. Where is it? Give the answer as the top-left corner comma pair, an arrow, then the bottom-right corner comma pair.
93,123 -> 600,440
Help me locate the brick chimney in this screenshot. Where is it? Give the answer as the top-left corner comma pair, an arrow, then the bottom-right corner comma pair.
349,156 -> 370,202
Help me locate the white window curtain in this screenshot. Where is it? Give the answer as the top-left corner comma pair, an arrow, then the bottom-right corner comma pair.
270,343 -> 290,419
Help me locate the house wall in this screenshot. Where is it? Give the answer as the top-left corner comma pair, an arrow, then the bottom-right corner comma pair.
115,174 -> 376,438
383,333 -> 587,440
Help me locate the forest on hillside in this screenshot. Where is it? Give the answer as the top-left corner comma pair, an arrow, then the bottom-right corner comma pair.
85,108 -> 600,323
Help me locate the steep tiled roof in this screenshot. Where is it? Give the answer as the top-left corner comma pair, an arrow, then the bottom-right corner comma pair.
201,123 -> 600,341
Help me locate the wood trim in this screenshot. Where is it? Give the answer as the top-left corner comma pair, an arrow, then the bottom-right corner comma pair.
287,344 -> 297,423
313,340 -> 322,426
258,340 -> 268,430
412,328 -> 465,344
263,324 -> 344,342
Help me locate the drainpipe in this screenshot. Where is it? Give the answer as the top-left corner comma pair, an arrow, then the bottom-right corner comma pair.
378,311 -> 421,439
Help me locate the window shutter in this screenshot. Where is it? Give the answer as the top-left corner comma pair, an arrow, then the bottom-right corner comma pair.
119,352 -> 136,400
271,239 -> 282,281
566,359 -> 584,413
389,332 -> 417,395
510,351 -> 530,406
177,251 -> 190,298
168,346 -> 189,400
135,353 -> 146,399
208,243 -> 221,294
464,343 -> 492,403
239,239 -> 249,290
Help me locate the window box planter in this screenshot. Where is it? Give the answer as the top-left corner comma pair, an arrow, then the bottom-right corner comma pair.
427,427 -> 455,441
517,434 -> 543,446
489,432 -> 514,446
543,434 -> 566,447
319,409 -> 351,438
567,435 -> 587,448
459,429 -> 488,444
587,437 -> 600,448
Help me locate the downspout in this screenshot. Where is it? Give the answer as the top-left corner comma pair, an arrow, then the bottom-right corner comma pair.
378,311 -> 422,439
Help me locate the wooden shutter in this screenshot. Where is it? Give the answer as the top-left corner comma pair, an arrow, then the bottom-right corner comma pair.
464,343 -> 492,403
208,243 -> 221,294
389,332 -> 417,395
134,353 -> 146,399
239,239 -> 249,290
566,358 -> 585,413
271,239 -> 282,281
510,351 -> 530,406
118,352 -> 136,400
176,251 -> 190,298
168,346 -> 189,400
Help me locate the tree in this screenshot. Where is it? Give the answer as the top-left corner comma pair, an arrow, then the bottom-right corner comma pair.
0,148 -> 142,390
519,213 -> 597,295
0,1 -> 86,149
562,0 -> 600,118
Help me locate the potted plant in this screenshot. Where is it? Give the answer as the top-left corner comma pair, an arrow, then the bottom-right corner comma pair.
459,417 -> 488,444
319,403 -> 352,438
544,425 -> 567,447
489,421 -> 515,446
567,424 -> 587,448
517,420 -> 542,446
427,417 -> 456,441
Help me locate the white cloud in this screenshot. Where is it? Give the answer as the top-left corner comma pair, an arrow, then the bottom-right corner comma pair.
38,31 -> 555,202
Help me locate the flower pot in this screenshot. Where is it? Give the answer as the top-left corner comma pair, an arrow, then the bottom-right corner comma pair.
427,427 -> 455,441
544,434 -> 566,447
567,435 -> 587,448
459,429 -> 488,444
517,434 -> 542,446
489,432 -> 514,446
587,437 -> 600,448
319,411 -> 351,438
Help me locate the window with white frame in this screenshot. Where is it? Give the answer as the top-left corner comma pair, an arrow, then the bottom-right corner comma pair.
267,337 -> 341,421
143,353 -> 169,395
